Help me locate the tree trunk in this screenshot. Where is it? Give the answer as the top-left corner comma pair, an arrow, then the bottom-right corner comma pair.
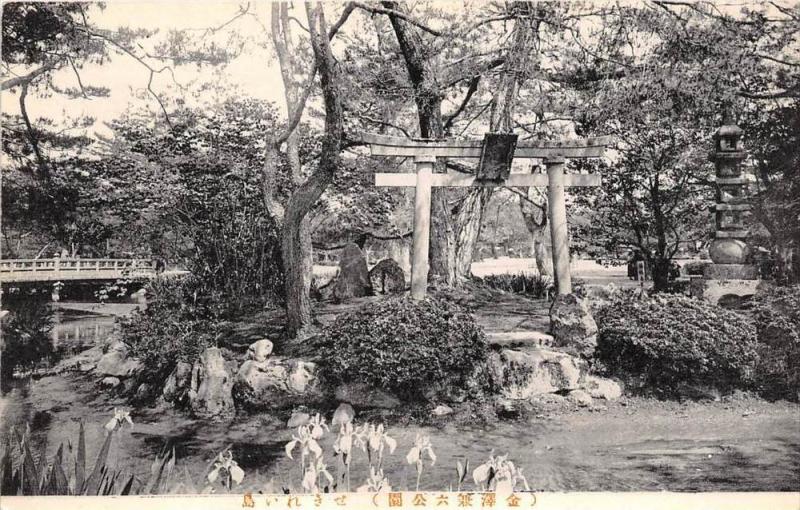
650,171 -> 671,292
532,228 -> 553,276
282,214 -> 315,337
282,3 -> 343,338
651,255 -> 671,292
518,187 -> 552,276
453,188 -> 493,281
382,1 -> 491,287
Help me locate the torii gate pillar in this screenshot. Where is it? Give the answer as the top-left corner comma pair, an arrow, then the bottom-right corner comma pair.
545,157 -> 571,295
411,155 -> 435,299
361,132 -> 610,300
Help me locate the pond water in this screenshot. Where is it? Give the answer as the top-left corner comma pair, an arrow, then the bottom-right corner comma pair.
1,304 -> 799,493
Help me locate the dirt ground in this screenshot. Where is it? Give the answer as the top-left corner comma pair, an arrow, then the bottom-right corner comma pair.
3,371 -> 797,492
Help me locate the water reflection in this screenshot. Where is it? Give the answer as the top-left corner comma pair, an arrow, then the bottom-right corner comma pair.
50,311 -> 116,352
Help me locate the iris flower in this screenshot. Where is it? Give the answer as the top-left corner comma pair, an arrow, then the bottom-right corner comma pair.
104,408 -> 134,432
207,450 -> 245,488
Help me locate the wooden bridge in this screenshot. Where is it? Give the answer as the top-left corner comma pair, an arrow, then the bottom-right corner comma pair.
0,258 -> 160,284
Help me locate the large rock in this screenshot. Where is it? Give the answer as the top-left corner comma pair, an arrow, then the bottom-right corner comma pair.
334,382 -> 401,409
95,341 -> 142,378
489,348 -> 584,400
246,339 -> 274,362
549,294 -> 598,358
580,375 -> 623,401
233,358 -> 323,411
369,258 -> 406,295
54,343 -> 105,374
188,347 -> 235,419
432,404 -> 454,417
162,361 -> 193,403
101,376 -> 121,389
333,243 -> 372,300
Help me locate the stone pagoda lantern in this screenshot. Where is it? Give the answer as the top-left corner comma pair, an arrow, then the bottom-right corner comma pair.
691,109 -> 762,306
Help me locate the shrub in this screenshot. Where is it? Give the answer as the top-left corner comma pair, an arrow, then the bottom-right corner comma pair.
594,293 -> 759,396
119,276 -> 220,386
682,260 -> 712,276
1,294 -> 53,383
473,273 -> 552,299
180,179 -> 285,316
317,297 -> 492,402
750,285 -> 800,401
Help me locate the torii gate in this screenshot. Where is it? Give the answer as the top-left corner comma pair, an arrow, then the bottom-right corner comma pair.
361,132 -> 611,300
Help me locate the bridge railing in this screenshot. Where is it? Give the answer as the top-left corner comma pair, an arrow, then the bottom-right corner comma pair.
0,258 -> 156,274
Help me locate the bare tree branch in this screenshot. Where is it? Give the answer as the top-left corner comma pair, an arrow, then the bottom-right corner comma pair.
67,56 -> 91,99
1,63 -> 57,91
353,111 -> 411,137
351,1 -> 444,36
76,26 -> 177,127
443,75 -> 481,132
18,82 -> 48,175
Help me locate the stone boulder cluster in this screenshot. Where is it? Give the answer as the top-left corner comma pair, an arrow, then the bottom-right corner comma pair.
81,285 -> 619,418
324,243 -> 407,300
81,336 -> 323,420
484,291 -> 621,410
91,341 -> 144,394
232,340 -> 323,411
487,346 -> 622,409
157,339 -> 324,420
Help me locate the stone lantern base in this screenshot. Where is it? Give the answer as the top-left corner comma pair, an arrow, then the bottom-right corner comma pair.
689,263 -> 764,308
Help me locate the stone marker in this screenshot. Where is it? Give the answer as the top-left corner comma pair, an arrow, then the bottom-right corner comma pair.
549,293 -> 598,358
333,243 -> 372,300
246,339 -> 274,362
369,258 -> 406,294
188,347 -> 235,419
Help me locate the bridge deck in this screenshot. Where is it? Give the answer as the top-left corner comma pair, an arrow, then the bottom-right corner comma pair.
0,258 -> 157,283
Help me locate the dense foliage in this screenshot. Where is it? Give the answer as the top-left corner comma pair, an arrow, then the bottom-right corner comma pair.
0,294 -> 53,385
750,286 -> 800,401
473,273 -> 552,299
119,276 -> 220,386
594,293 -> 759,396
747,103 -> 800,284
0,419 -> 185,495
317,297 -> 492,402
